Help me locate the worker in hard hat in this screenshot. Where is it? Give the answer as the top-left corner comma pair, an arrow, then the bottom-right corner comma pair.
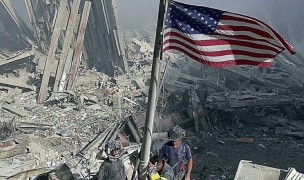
159,125 -> 193,180
97,140 -> 137,180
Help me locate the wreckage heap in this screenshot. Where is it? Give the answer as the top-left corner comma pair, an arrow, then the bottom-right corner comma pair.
0,0 -> 304,179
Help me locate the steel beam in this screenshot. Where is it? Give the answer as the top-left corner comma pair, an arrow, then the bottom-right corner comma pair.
66,1 -> 91,90
37,0 -> 68,103
53,0 -> 81,92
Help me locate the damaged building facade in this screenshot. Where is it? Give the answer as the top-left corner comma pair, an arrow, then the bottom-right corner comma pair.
0,0 -> 304,179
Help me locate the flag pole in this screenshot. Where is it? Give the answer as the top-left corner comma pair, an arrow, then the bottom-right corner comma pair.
139,0 -> 167,179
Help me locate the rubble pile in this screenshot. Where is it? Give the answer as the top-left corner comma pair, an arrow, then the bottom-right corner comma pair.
0,0 -> 304,179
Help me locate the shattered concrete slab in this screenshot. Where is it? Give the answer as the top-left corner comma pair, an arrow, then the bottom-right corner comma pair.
234,160 -> 287,180
234,161 -> 304,180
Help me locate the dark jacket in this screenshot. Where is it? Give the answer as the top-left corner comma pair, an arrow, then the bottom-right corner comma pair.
98,159 -> 126,180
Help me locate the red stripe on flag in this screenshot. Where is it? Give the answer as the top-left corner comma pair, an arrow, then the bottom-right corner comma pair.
221,13 -> 295,54
217,25 -> 274,39
212,32 -> 284,50
164,31 -> 282,53
163,39 -> 277,58
163,46 -> 272,67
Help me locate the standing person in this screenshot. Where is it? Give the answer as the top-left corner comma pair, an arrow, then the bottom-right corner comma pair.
97,140 -> 136,180
159,125 -> 193,180
148,155 -> 174,180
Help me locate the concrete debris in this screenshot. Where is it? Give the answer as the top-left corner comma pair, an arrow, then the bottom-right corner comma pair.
231,138 -> 255,144
0,0 -> 303,179
6,168 -> 45,180
34,164 -> 73,180
234,160 -> 287,180
2,103 -> 29,117
0,120 -> 15,141
234,160 -> 304,180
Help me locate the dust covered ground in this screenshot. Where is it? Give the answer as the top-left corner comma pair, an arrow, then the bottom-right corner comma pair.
187,122 -> 304,180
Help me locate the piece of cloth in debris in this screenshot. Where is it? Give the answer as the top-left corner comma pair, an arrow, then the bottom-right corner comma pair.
159,161 -> 175,180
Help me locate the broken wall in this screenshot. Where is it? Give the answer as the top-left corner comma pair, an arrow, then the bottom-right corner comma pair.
27,0 -> 127,77
84,0 -> 128,76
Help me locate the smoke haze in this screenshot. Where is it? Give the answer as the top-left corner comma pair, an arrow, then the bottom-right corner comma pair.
7,0 -> 304,52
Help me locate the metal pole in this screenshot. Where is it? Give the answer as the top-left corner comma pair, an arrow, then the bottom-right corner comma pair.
139,0 -> 167,179
156,60 -> 169,101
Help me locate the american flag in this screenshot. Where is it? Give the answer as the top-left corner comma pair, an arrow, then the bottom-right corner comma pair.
163,0 -> 295,67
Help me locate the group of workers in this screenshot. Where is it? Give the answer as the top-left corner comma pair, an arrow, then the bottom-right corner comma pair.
96,125 -> 192,180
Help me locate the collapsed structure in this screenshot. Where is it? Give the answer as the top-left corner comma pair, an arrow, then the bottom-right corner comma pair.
0,0 -> 304,179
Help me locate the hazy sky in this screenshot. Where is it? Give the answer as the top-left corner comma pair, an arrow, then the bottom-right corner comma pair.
6,0 -> 303,52
116,0 -> 304,52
